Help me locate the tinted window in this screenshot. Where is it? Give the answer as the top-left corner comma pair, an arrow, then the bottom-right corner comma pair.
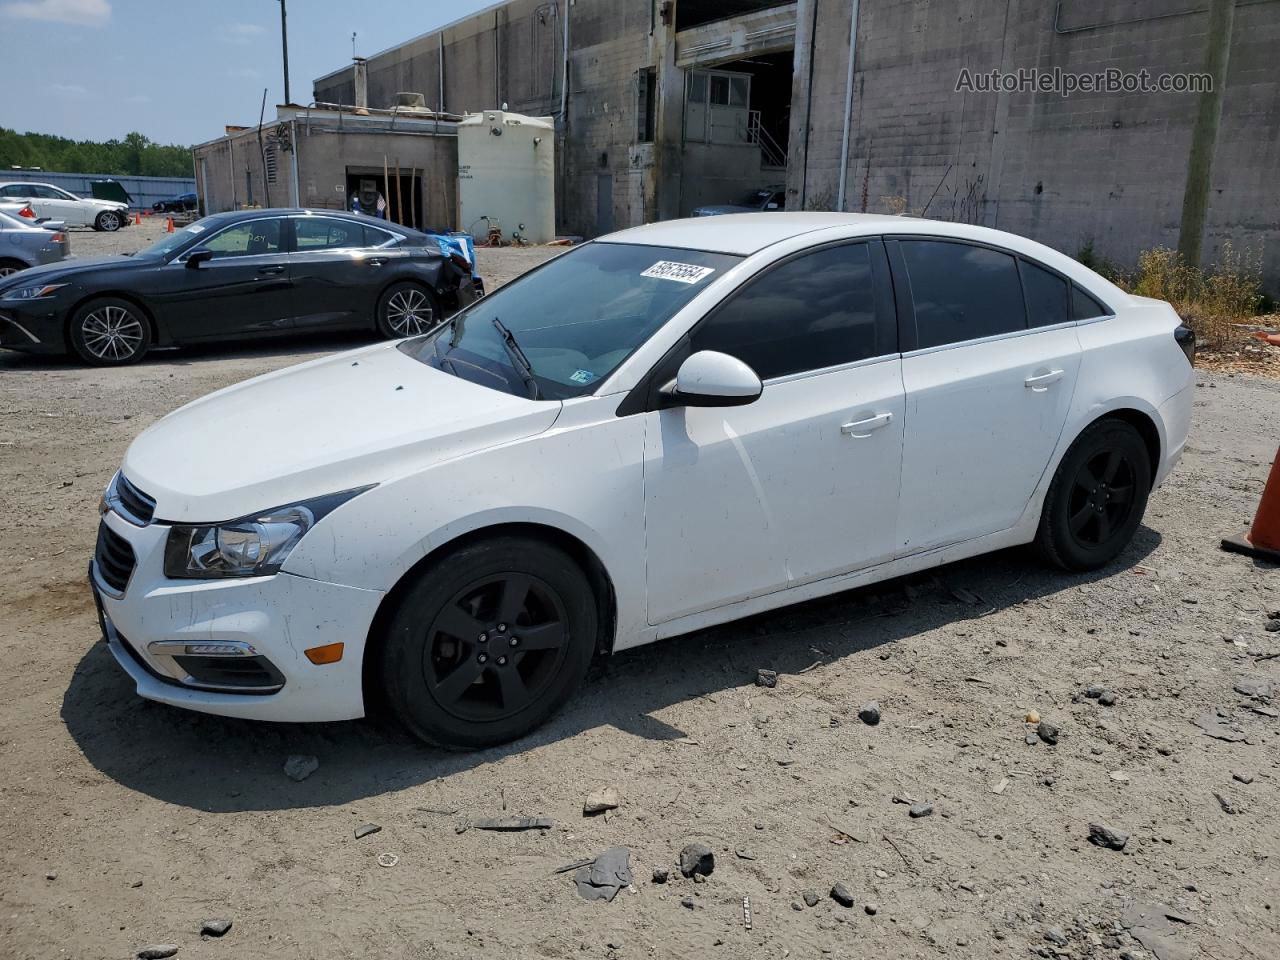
690,243 -> 883,380
31,186 -> 63,199
1020,260 -> 1068,327
1072,285 -> 1110,321
203,219 -> 283,258
363,225 -> 395,247
901,240 -> 1025,348
1,184 -> 32,197
295,217 -> 363,250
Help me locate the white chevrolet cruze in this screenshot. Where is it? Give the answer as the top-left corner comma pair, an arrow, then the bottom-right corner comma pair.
91,213 -> 1195,748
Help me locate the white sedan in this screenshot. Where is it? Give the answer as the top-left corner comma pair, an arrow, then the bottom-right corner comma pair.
0,181 -> 129,232
91,213 -> 1195,748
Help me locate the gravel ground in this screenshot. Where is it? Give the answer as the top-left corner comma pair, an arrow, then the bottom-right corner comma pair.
0,224 -> 1277,960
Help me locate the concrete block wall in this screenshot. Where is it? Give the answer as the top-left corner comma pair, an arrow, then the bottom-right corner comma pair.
790,0 -> 1280,286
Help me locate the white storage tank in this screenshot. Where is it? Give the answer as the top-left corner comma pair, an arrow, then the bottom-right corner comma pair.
457,110 -> 556,244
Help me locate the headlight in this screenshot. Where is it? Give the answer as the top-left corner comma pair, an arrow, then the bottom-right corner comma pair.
163,486 -> 374,579
3,282 -> 67,301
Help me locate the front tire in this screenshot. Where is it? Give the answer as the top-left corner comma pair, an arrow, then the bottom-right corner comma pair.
68,297 -> 152,365
1035,418 -> 1152,571
0,258 -> 26,279
375,281 -> 439,339
95,210 -> 123,232
379,537 -> 599,749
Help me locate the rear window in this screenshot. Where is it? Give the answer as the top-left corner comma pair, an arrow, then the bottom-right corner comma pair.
1020,260 -> 1070,328
900,240 -> 1026,348
1072,285 -> 1110,321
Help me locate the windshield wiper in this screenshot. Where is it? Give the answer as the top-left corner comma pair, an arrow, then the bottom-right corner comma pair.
491,317 -> 540,400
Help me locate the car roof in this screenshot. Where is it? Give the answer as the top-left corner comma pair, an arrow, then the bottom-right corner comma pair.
599,212 -> 913,255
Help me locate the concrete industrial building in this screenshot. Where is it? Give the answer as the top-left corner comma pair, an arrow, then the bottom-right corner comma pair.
196,0 -> 1277,286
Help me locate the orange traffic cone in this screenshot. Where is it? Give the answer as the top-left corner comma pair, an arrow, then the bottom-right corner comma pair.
133,212 -> 141,225
165,217 -> 175,233
1222,445 -> 1280,562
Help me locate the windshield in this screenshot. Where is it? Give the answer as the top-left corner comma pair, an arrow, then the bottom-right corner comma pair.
134,218 -> 219,259
736,190 -> 773,207
399,242 -> 740,399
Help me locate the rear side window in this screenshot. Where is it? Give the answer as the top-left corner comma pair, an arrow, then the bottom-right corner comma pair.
1020,260 -> 1069,328
690,242 -> 885,380
901,240 -> 1025,348
1072,285 -> 1110,321
363,225 -> 395,247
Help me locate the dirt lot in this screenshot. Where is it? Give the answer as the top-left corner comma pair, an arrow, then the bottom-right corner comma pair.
1,221 -> 1278,960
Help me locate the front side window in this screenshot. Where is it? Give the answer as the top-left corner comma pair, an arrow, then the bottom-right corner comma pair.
399,242 -> 740,399
0,185 -> 28,197
295,217 -> 363,251
203,219 -> 283,258
901,240 -> 1025,349
1020,259 -> 1069,328
690,243 -> 885,380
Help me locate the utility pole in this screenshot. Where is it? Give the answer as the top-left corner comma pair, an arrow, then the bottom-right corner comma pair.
278,0 -> 292,105
1177,0 -> 1234,269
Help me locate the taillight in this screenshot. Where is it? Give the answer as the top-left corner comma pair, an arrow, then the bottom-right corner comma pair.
18,205 -> 35,218
51,232 -> 67,243
1174,324 -> 1196,367
449,252 -> 472,272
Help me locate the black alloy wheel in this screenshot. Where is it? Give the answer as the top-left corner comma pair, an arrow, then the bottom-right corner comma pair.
1036,418 -> 1151,571
68,297 -> 152,366
380,537 -> 598,749
376,281 -> 439,339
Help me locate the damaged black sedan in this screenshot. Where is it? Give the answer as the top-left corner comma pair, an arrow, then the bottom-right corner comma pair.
0,209 -> 483,365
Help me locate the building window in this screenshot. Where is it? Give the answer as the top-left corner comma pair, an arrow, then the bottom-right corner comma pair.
264,144 -> 278,184
637,67 -> 656,143
684,68 -> 751,144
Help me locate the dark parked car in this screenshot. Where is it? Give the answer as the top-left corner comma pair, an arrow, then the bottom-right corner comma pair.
0,208 -> 483,365
153,192 -> 198,213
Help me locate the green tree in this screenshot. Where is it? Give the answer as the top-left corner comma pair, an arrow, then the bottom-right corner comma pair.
0,127 -> 193,178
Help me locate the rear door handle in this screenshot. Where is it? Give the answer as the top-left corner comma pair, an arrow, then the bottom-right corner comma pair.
1024,369 -> 1064,390
367,257 -> 388,267
257,265 -> 285,276
841,412 -> 893,436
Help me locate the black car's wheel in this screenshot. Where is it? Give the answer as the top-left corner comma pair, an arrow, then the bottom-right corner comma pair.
0,258 -> 25,279
376,281 -> 439,339
379,536 -> 599,749
68,298 -> 152,366
94,210 -> 124,232
1035,418 -> 1152,571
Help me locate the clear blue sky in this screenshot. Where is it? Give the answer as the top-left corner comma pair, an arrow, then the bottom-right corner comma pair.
0,0 -> 496,146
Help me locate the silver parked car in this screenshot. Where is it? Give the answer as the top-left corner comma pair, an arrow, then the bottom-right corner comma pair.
0,209 -> 70,277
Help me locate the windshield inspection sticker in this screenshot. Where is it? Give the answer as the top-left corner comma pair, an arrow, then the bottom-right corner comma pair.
641,260 -> 716,284
569,369 -> 597,384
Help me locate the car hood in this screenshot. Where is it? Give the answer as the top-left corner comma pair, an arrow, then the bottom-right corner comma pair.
0,254 -> 154,291
122,341 -> 563,523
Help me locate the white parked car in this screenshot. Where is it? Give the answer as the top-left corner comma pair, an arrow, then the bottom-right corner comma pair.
92,213 -> 1195,748
0,181 -> 129,232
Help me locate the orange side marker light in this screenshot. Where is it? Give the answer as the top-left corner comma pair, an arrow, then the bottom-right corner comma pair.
304,642 -> 345,665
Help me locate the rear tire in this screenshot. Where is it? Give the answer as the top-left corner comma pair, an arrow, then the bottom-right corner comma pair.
0,258 -> 26,279
68,297 -> 152,366
94,211 -> 123,232
1035,418 -> 1152,571
379,537 -> 599,749
375,281 -> 439,339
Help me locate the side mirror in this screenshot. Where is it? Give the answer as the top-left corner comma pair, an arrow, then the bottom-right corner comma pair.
662,350 -> 762,407
185,248 -> 213,268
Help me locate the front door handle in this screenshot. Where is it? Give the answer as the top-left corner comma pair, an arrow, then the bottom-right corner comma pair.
367,257 -> 388,267
841,412 -> 894,436
257,265 -> 285,276
1024,369 -> 1064,390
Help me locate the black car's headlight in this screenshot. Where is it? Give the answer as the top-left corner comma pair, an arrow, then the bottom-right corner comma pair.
2,282 -> 67,301
163,486 -> 374,579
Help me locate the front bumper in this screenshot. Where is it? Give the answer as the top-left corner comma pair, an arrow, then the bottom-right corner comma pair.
0,297 -> 65,353
90,507 -> 385,722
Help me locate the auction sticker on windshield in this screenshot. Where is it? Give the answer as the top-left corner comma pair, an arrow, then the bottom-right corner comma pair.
641,261 -> 716,284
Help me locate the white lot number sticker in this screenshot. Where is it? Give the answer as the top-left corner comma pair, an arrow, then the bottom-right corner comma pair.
641,260 -> 715,284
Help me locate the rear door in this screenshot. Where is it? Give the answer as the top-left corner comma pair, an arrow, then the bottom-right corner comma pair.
890,237 -> 1081,554
149,217 -> 295,341
288,216 -> 394,330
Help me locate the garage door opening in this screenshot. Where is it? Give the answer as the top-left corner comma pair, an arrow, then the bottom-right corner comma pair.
344,168 -> 427,231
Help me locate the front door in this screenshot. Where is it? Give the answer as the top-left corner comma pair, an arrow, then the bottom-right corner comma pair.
151,217 -> 295,342
891,238 -> 1081,553
642,240 -> 904,624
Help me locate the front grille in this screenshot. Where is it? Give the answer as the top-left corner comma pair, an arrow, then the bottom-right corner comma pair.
114,473 -> 156,526
94,522 -> 136,596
